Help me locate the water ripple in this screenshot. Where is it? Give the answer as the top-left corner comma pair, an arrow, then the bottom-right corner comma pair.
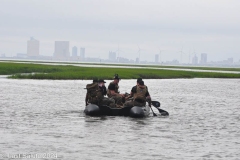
0,78 -> 239,160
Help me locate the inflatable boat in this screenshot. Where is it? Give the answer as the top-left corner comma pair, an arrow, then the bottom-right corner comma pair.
84,104 -> 150,118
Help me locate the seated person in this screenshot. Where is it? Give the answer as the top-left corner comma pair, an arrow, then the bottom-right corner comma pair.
107,74 -> 125,107
85,79 -> 115,107
124,80 -> 151,107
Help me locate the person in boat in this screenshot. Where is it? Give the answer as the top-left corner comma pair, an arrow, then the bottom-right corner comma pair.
125,77 -> 147,100
124,80 -> 151,107
99,79 -> 115,107
85,79 -> 115,107
85,79 -> 98,106
107,74 -> 125,107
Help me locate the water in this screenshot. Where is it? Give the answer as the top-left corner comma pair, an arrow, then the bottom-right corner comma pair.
0,78 -> 239,160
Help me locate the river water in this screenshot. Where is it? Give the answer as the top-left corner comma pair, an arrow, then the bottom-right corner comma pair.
0,78 -> 239,160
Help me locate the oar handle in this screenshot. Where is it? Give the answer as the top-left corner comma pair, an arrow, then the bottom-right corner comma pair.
146,100 -> 157,116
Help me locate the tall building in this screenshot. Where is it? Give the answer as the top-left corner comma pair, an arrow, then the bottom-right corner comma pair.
54,41 -> 70,58
227,58 -> 233,64
72,46 -> 78,57
136,57 -> 139,63
27,37 -> 39,57
200,53 -> 207,64
80,48 -> 85,60
155,54 -> 159,63
109,51 -> 116,61
192,55 -> 198,64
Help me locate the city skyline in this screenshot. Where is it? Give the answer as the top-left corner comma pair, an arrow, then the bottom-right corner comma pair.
1,36 -> 239,63
0,0 -> 240,63
0,37 -> 238,65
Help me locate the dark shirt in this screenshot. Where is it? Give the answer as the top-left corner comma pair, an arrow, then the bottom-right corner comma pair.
108,83 -> 116,90
108,82 -> 119,93
99,85 -> 107,96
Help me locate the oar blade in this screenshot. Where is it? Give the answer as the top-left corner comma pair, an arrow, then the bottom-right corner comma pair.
151,101 -> 161,107
158,108 -> 169,116
151,101 -> 169,116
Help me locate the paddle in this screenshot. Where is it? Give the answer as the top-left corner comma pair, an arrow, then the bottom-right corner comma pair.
151,101 -> 169,116
150,107 -> 157,116
146,100 -> 157,116
147,101 -> 157,116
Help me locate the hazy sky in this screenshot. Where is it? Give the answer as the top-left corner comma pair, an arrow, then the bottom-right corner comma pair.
1,0 -> 240,62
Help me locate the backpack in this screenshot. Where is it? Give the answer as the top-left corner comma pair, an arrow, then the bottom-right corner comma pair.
85,82 -> 102,105
134,86 -> 147,103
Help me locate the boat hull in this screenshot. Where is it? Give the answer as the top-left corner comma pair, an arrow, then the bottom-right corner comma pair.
129,106 -> 150,118
84,104 -> 150,118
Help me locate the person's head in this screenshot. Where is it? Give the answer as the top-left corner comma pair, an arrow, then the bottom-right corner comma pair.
138,80 -> 144,87
113,74 -> 120,84
98,79 -> 106,87
137,78 -> 143,85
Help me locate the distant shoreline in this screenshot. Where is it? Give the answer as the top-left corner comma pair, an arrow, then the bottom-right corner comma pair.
1,61 -> 240,80
1,59 -> 240,71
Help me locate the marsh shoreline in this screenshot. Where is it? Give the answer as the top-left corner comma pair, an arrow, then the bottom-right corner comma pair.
1,61 -> 240,80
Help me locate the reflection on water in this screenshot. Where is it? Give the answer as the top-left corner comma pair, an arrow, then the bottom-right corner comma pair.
0,78 -> 240,160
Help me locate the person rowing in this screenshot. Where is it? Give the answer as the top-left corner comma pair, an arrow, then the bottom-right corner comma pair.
124,79 -> 151,108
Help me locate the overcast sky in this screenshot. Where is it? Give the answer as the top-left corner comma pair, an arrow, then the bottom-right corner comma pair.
1,0 -> 240,62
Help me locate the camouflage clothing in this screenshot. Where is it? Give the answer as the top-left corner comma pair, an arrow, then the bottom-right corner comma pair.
133,85 -> 148,103
86,82 -> 114,107
124,85 -> 149,107
107,81 -> 124,106
101,97 -> 115,108
124,100 -> 146,107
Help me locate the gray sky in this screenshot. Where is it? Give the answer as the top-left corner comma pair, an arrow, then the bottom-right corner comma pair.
1,0 -> 240,62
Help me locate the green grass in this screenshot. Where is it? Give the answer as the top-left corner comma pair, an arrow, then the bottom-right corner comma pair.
71,62 -> 240,72
1,59 -> 240,71
1,62 -> 240,80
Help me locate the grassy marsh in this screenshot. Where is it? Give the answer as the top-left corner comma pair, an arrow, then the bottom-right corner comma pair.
0,62 -> 240,80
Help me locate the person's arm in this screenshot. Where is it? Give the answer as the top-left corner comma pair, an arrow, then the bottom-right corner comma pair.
125,92 -> 133,100
109,90 -> 119,96
108,83 -> 123,97
144,90 -> 152,107
145,91 -> 151,101
126,86 -> 136,99
110,90 -> 126,97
